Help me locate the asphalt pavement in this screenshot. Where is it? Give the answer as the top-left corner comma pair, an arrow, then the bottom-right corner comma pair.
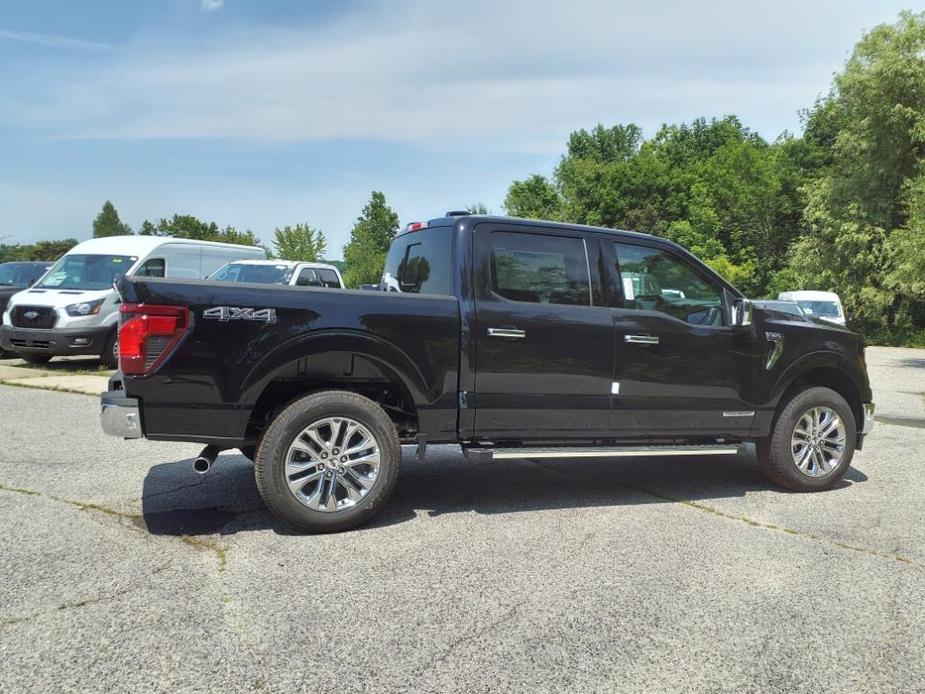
1,346 -> 924,693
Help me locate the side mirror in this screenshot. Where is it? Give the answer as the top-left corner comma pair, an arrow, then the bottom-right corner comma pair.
732,298 -> 753,327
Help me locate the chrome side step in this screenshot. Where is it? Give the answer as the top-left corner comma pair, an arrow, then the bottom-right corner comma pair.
463,444 -> 742,461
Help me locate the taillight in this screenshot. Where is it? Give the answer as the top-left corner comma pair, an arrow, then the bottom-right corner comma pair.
119,303 -> 190,375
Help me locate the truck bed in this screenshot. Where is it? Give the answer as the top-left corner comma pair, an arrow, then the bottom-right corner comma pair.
119,277 -> 461,446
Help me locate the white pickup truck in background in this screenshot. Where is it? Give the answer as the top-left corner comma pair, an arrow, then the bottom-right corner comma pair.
208,259 -> 345,289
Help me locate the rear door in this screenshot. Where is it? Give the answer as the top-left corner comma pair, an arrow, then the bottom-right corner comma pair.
607,240 -> 754,434
471,224 -> 614,439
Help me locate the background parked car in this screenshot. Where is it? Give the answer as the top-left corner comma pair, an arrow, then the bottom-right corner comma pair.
778,290 -> 846,325
208,260 -> 345,288
0,261 -> 53,357
0,235 -> 266,367
752,300 -> 807,320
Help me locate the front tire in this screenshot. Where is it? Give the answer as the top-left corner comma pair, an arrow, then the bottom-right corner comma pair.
100,329 -> 119,369
760,386 -> 856,491
254,391 -> 401,533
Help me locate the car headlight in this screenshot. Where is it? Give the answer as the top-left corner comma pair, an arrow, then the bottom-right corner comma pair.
65,299 -> 104,316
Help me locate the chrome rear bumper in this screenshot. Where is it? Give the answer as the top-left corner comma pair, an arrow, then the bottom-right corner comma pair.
100,391 -> 142,439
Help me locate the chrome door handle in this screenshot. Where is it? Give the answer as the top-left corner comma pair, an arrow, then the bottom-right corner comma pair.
624,334 -> 659,345
487,328 -> 526,339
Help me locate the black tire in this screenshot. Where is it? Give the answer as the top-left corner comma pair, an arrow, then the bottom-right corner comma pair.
254,390 -> 401,533
759,386 -> 856,491
21,353 -> 52,365
100,329 -> 119,369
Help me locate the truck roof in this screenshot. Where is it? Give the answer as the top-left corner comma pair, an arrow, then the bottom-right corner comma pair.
417,214 -> 659,243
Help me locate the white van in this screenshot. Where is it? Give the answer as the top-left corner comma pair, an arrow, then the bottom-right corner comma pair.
0,235 -> 265,366
208,259 -> 344,288
777,290 -> 846,326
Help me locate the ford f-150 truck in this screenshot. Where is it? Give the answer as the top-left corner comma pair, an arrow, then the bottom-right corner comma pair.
100,214 -> 874,532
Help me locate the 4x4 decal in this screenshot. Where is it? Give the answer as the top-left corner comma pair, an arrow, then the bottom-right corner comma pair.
203,306 -> 278,323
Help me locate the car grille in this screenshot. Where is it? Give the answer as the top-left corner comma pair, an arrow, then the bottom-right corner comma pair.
10,305 -> 57,329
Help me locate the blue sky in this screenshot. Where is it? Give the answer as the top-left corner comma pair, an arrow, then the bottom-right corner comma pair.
0,0 -> 915,258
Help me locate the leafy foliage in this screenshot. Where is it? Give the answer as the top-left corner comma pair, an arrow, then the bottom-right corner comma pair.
499,11 -> 925,340
342,191 -> 399,287
139,214 -> 263,247
0,239 -> 78,263
273,224 -> 327,261
92,201 -> 131,238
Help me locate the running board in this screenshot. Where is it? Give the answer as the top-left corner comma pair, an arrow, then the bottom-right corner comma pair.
463,444 -> 742,461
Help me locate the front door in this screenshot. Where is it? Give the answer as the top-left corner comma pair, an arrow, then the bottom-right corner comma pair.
607,240 -> 755,435
472,225 -> 615,440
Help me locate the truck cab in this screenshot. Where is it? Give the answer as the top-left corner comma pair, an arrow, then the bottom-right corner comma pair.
100,215 -> 875,533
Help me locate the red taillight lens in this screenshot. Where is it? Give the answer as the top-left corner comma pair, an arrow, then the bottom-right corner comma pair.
119,303 -> 190,375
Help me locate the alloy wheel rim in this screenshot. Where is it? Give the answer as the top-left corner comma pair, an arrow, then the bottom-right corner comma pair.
790,406 -> 846,478
284,416 -> 380,512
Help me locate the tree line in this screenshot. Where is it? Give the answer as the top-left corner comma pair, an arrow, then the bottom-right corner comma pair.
2,11 -> 922,343
503,11 -> 925,344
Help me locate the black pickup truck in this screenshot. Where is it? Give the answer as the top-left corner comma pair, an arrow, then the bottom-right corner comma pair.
100,215 -> 874,532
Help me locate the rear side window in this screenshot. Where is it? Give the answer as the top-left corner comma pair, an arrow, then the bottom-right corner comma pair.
382,227 -> 452,295
490,232 -> 590,306
317,269 -> 341,288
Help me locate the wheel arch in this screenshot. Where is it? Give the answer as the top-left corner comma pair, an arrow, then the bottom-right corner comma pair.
242,330 -> 428,442
772,354 -> 864,427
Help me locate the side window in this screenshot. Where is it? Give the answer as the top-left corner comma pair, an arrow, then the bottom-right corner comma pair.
317,269 -> 341,288
381,228 -> 452,295
490,232 -> 590,306
296,268 -> 321,286
138,258 -> 166,278
614,243 -> 724,326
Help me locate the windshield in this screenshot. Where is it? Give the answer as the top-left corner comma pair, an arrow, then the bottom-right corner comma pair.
0,263 -> 47,286
37,254 -> 136,290
209,263 -> 294,284
796,300 -> 841,318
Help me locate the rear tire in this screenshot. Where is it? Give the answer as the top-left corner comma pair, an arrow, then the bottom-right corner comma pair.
21,353 -> 52,365
254,391 -> 401,533
760,386 -> 856,491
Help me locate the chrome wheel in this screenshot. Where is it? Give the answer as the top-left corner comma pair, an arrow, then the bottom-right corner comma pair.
790,406 -> 846,477
284,416 -> 380,512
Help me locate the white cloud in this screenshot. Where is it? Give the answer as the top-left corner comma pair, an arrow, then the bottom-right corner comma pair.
201,0 -> 224,12
0,28 -> 114,51
3,0 -> 914,151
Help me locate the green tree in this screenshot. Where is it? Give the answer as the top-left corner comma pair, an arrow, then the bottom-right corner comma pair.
273,224 -> 327,261
790,11 -> 925,336
92,201 -> 132,238
503,174 -> 562,220
466,202 -> 491,214
139,214 -> 263,247
28,239 -> 79,261
342,192 -> 399,287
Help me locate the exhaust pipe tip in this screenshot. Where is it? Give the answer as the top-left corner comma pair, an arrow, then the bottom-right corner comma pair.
192,444 -> 222,475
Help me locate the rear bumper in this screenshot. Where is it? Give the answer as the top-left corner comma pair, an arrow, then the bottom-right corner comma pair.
100,390 -> 143,439
0,324 -> 111,356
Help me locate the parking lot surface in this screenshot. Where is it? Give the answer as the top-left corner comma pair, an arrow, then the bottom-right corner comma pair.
1,346 -> 924,693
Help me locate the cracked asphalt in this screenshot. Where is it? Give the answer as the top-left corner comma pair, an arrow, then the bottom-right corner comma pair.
2,346 -> 925,693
